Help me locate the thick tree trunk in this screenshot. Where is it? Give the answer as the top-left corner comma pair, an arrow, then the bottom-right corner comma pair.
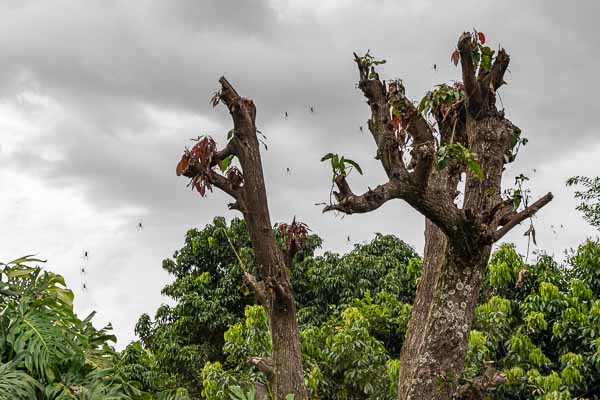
397,220 -> 447,397
270,304 -> 308,399
398,114 -> 513,399
397,242 -> 490,399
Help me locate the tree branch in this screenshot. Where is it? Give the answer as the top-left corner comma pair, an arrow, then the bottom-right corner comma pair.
388,80 -> 435,146
492,192 -> 553,242
243,272 -> 267,307
409,141 -> 436,190
338,51 -> 465,238
218,76 -> 241,107
323,177 -> 401,214
490,48 -> 510,91
248,357 -> 274,377
210,141 -> 237,168
218,77 -> 256,135
353,53 -> 404,178
454,362 -> 506,399
483,198 -> 513,224
457,32 -> 482,108
206,169 -> 242,199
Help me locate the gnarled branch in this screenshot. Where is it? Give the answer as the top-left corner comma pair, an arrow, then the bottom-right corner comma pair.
323,177 -> 401,214
409,141 -> 436,190
353,53 -> 404,178
492,192 -> 553,242
490,48 -> 510,91
207,170 -> 242,199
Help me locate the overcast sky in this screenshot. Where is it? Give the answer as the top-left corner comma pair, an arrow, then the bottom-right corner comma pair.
1,0 -> 598,348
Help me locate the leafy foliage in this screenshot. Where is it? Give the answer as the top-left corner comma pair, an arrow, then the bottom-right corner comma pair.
0,256 -> 162,399
130,217 -> 600,400
505,126 -> 528,164
321,153 -> 363,181
136,221 -> 419,399
465,242 -> 600,399
450,29 -> 494,73
417,83 -> 465,122
277,219 -> 311,250
436,143 -> 484,181
134,217 -> 257,397
508,174 -> 531,211
357,51 -> 386,79
116,341 -> 190,399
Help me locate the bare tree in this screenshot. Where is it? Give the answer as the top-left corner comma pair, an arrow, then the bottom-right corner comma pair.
322,32 -> 552,399
177,78 -> 309,399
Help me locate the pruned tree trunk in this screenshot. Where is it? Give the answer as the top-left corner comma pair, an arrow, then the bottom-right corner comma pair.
178,78 -> 309,399
398,242 -> 490,399
322,32 -> 553,399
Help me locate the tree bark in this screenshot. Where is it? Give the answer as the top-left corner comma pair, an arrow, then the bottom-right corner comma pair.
398,242 -> 490,399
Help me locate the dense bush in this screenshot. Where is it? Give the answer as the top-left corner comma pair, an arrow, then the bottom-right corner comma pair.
0,256 -> 148,399
467,241 -> 600,399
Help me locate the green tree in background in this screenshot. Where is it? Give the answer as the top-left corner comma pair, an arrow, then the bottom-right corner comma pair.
462,240 -> 600,399
134,217 -> 420,399
134,217 -> 256,397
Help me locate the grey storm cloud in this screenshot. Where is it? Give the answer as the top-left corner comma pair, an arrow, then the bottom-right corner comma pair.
1,0 -> 598,345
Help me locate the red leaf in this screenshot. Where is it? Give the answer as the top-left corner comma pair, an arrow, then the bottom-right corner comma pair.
176,154 -> 190,176
391,115 -> 400,131
451,49 -> 460,66
478,32 -> 486,44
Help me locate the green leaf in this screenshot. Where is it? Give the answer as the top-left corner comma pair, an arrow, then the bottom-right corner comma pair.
54,288 -> 74,307
6,267 -> 36,279
343,159 -> 363,175
6,255 -> 47,266
418,96 -> 431,116
480,46 -> 495,56
437,157 -> 449,170
219,155 -> 234,172
481,54 -> 492,72
467,159 -> 484,181
208,237 -> 217,248
513,190 -> 522,210
229,385 -> 246,400
321,153 -> 335,162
